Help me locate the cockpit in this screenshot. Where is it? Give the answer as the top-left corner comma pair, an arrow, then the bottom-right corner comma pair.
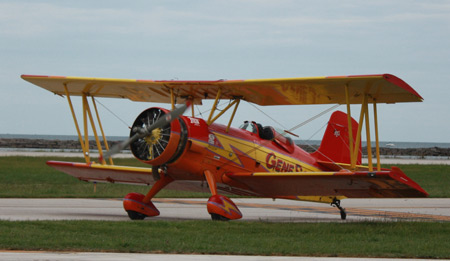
240,121 -> 283,141
239,121 -> 295,153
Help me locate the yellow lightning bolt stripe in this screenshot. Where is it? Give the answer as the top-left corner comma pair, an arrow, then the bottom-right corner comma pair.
211,132 -> 255,165
219,198 -> 239,215
190,132 -> 320,172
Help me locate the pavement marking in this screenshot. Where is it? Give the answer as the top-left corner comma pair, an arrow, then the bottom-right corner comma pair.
153,198 -> 450,222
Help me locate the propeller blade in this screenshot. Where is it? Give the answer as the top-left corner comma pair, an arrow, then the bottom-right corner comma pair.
102,102 -> 190,160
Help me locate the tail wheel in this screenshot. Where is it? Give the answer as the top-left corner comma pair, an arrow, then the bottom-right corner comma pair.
130,108 -> 171,161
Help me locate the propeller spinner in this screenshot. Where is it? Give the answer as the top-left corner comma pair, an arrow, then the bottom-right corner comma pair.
103,102 -> 189,161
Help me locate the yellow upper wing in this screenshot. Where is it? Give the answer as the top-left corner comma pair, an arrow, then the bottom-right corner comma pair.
21,74 -> 422,105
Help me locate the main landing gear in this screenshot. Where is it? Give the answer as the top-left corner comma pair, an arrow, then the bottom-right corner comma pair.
331,197 -> 347,220
123,171 -> 174,220
122,168 -> 242,221
204,170 -> 242,221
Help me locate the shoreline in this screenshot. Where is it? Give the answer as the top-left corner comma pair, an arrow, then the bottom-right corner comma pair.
1,138 -> 450,164
1,150 -> 449,165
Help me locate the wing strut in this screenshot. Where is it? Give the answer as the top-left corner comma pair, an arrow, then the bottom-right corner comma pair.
207,88 -> 222,124
345,84 -> 354,169
91,97 -> 113,165
63,84 -> 112,165
345,88 -> 381,171
205,87 -> 241,132
373,101 -> 381,171
64,84 -> 89,163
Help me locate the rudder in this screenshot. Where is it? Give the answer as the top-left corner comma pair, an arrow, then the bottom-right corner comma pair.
311,111 -> 361,165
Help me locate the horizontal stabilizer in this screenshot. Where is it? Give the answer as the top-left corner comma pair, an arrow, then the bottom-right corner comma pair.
226,167 -> 428,198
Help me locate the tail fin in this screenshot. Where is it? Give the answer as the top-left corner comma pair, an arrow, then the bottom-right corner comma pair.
311,111 -> 361,165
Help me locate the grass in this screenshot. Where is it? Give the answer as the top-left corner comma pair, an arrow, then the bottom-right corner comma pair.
0,156 -> 449,198
0,156 -> 210,198
0,220 -> 449,258
390,164 -> 450,198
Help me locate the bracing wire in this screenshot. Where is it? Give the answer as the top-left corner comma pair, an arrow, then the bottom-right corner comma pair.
94,98 -> 130,128
218,103 -> 343,170
248,102 -> 287,130
286,104 -> 340,134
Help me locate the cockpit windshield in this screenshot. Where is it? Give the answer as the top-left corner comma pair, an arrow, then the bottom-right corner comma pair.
273,127 -> 290,138
240,121 -> 294,145
239,121 -> 257,134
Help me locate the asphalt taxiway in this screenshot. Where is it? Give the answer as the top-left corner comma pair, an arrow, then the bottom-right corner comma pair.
0,251 -> 440,261
1,197 -> 449,222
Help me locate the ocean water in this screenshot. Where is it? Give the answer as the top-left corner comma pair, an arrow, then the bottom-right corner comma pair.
1,134 -> 450,148
0,134 -> 126,141
295,140 -> 450,149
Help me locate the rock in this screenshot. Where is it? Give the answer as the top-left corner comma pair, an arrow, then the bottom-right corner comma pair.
1,138 -> 450,157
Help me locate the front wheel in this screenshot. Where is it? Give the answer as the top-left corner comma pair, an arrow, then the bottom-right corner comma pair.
210,213 -> 230,221
127,210 -> 147,220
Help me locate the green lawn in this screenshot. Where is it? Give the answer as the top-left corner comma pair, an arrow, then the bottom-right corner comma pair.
0,220 -> 449,258
390,164 -> 450,198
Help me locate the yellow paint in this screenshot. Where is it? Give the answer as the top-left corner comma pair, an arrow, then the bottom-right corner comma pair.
89,163 -> 152,173
364,96 -> 373,171
207,88 -> 222,124
82,93 -> 90,160
253,172 -> 335,176
345,84 -> 355,170
296,196 -> 347,204
170,88 -> 175,110
83,95 -> 105,164
352,95 -> 367,166
209,99 -> 238,124
22,74 -> 423,106
220,198 -> 239,215
373,101 -> 381,171
193,132 -> 320,173
91,97 -> 113,165
64,85 -> 90,163
227,99 -> 240,132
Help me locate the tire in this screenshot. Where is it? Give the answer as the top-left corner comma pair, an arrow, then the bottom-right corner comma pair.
340,210 -> 347,220
210,213 -> 230,221
127,210 -> 147,220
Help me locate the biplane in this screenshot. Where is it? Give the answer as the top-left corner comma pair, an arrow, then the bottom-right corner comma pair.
22,73 -> 428,220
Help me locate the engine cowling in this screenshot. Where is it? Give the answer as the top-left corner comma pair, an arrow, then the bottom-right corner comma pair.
130,107 -> 187,166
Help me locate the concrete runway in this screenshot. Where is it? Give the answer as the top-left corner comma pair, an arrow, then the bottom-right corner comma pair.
1,198 -> 448,261
1,197 -> 449,222
0,251 -> 440,261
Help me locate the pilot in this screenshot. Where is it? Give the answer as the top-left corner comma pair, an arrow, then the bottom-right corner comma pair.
240,121 -> 274,140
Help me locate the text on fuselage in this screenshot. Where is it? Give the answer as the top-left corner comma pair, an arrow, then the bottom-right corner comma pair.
265,152 -> 303,172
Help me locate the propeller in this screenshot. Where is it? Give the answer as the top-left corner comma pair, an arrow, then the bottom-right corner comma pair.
102,102 -> 190,160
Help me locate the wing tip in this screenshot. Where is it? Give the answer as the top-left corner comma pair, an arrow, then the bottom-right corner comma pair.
382,74 -> 424,101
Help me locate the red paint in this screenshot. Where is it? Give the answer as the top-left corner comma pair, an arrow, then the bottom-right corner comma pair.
207,195 -> 242,220
123,192 -> 160,217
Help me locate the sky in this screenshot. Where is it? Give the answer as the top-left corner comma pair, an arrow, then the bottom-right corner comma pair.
1,0 -> 449,142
